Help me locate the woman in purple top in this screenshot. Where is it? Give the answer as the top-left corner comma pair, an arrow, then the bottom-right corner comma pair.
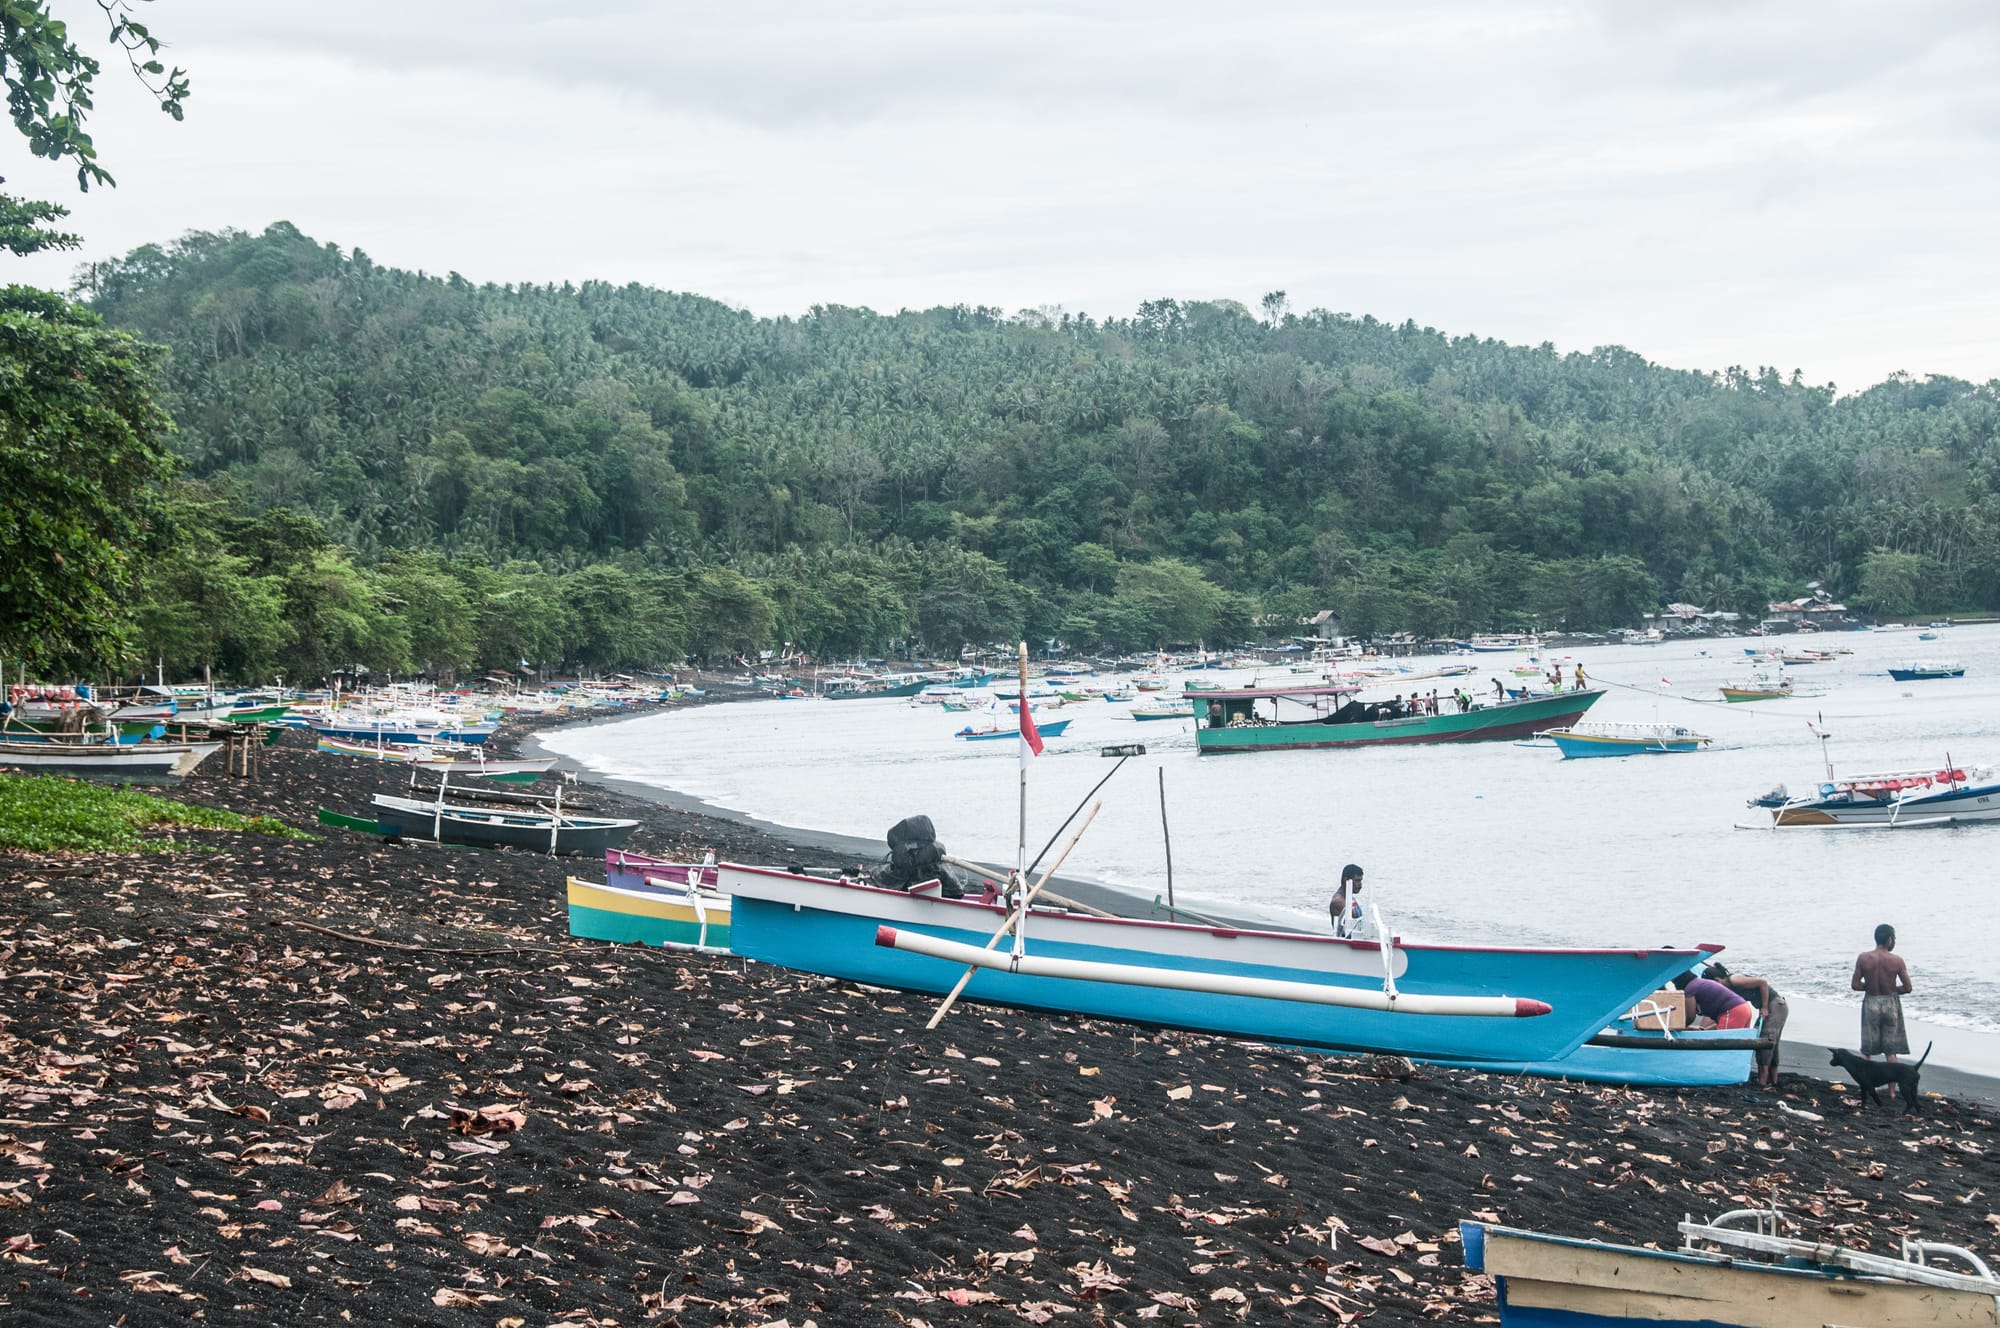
1674,972 -> 1754,1030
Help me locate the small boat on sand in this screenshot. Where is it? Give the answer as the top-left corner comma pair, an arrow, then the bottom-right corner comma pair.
353,792 -> 638,854
314,734 -> 554,783
567,875 -> 730,951
716,860 -> 1712,1065
0,736 -> 222,781
1465,1209 -> 2000,1327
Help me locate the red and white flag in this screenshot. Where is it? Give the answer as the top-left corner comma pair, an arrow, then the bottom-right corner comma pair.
1019,700 -> 1045,768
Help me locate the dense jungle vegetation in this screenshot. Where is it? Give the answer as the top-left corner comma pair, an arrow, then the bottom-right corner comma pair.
15,219 -> 2000,682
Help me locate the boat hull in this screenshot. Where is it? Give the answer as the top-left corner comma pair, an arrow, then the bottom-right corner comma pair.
1547,730 -> 1709,758
0,740 -> 221,781
1772,780 -> 2000,827
1888,667 -> 1964,681
1719,686 -> 1789,702
1464,1222 -> 2000,1327
315,736 -> 553,783
957,718 -> 1071,741
1444,1020 -> 1757,1086
370,794 -> 638,854
567,877 -> 730,951
1194,691 -> 1601,754
718,864 -> 1707,1064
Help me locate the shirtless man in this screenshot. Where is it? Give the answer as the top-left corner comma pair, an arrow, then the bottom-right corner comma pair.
1852,924 -> 1913,1074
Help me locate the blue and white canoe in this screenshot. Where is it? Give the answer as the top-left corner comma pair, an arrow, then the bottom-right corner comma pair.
955,718 -> 1071,742
1542,721 -> 1712,758
1442,1009 -> 1758,1086
1465,1210 -> 2000,1327
716,863 -> 1712,1065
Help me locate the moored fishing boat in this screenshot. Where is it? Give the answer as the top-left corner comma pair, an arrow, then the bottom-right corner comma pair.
717,862 -> 1711,1064
1188,683 -> 1603,754
1128,700 -> 1194,721
1464,1210 -> 2000,1327
1760,763 -> 2000,827
566,875 -> 730,951
955,718 -> 1071,742
1541,720 -> 1712,758
1718,672 -> 1794,702
1888,659 -> 1965,680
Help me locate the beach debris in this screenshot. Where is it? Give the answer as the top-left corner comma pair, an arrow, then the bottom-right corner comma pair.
0,726 -> 1993,1326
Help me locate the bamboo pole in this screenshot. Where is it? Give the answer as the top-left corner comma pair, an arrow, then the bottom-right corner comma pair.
925,802 -> 1100,1031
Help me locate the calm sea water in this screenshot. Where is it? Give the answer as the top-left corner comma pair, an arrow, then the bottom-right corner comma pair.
543,626 -> 2000,1072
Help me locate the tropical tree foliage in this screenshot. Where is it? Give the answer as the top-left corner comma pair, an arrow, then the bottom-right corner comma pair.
8,219 -> 1998,681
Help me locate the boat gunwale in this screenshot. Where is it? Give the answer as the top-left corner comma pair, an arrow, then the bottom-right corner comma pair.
716,862 -> 1717,960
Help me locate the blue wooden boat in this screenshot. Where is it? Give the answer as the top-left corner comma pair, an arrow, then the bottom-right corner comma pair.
1543,721 -> 1712,758
1465,1210 -> 2000,1327
1888,660 -> 1965,680
716,863 -> 1712,1064
955,718 -> 1071,742
1442,1007 -> 1758,1086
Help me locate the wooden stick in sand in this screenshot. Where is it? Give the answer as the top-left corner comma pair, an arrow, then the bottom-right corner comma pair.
925,802 -> 1100,1031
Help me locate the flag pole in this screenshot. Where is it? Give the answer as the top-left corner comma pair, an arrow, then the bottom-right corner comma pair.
1015,640 -> 1029,942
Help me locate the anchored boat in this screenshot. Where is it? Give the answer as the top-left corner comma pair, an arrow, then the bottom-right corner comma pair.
1889,659 -> 1966,680
1541,720 -> 1712,758
1188,682 -> 1603,754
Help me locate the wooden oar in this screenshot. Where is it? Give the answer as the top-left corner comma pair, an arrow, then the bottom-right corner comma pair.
925,803 -> 1100,1031
940,854 -> 1122,920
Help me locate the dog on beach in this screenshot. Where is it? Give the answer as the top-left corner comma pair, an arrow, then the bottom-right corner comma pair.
1828,1042 -> 1931,1113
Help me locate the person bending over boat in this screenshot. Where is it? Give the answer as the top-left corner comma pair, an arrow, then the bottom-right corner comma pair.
1703,961 -> 1786,1089
1330,864 -> 1365,938
1673,970 -> 1754,1030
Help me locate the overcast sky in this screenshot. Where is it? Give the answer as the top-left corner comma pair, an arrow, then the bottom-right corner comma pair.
9,1 -> 1998,390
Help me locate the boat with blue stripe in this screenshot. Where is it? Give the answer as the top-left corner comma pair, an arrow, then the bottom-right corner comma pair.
716,863 -> 1712,1065
1542,721 -> 1713,758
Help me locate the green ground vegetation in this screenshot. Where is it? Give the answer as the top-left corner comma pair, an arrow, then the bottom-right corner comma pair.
0,772 -> 302,852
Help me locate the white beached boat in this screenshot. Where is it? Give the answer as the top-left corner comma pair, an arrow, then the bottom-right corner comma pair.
0,737 -> 222,781
1466,1208 -> 2000,1327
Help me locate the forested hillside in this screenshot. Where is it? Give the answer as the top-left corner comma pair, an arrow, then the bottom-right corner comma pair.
71,222 -> 2000,680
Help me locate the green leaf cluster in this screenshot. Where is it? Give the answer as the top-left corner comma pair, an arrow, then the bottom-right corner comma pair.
0,770 -> 306,852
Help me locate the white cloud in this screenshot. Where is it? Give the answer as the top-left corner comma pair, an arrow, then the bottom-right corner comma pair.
6,0 -> 1996,389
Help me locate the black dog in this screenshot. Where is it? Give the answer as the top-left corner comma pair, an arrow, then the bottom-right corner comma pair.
1829,1042 -> 1932,1113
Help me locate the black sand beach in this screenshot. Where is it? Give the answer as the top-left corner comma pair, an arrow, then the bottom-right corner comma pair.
3,704 -> 1997,1326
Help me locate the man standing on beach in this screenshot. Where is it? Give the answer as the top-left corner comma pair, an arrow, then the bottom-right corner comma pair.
1852,924 -> 1913,1066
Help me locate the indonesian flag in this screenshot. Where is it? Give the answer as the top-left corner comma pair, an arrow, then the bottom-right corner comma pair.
1019,700 -> 1045,767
